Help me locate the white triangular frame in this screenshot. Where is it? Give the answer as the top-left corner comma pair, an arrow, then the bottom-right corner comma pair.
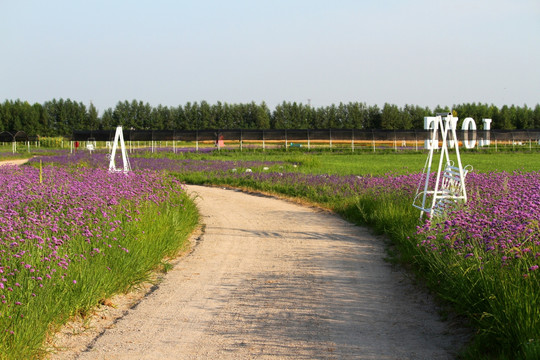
413,113 -> 469,218
108,126 -> 131,173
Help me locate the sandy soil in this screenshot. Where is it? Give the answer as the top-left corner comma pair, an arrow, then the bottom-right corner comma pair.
0,158 -> 31,166
45,185 -> 469,359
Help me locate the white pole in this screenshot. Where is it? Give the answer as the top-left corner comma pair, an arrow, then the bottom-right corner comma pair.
119,130 -> 130,172
109,131 -> 119,172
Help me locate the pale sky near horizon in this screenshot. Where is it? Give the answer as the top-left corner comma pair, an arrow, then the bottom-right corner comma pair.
1,0 -> 539,114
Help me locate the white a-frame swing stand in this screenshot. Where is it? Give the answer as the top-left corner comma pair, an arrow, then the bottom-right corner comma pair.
108,126 -> 131,173
413,113 -> 472,218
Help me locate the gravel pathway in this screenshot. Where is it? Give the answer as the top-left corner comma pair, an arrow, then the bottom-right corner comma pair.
50,185 -> 467,359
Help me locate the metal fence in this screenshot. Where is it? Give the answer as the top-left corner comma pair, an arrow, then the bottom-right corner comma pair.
68,129 -> 540,152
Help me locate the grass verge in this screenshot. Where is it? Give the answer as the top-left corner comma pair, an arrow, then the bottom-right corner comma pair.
0,178 -> 198,360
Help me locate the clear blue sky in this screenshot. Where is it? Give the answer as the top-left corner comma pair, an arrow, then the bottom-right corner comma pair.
1,0 -> 539,113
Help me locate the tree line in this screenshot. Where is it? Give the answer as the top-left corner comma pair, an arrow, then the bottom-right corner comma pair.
1,99 -> 539,136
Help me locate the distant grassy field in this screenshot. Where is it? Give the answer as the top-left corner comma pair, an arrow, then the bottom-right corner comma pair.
161,149 -> 540,175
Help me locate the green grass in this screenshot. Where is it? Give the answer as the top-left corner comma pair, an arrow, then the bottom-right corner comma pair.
156,148 -> 540,175
0,188 -> 198,360
0,153 -> 33,161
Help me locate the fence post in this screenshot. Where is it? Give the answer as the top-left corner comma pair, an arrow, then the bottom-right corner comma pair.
240,130 -> 243,151
351,129 -> 354,152
372,131 -> 376,152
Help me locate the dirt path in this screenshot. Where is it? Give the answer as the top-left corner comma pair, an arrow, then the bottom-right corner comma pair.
46,185 -> 467,359
0,158 -> 31,166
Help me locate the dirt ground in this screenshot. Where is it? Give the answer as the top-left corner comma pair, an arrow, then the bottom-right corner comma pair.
0,158 -> 32,166
44,185 -> 469,359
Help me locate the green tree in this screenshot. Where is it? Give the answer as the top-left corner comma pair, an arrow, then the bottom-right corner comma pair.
101,108 -> 114,130
198,101 -> 213,129
211,102 -> 225,129
404,104 -> 430,129
515,104 -> 532,129
184,102 -> 200,130
533,104 -> 540,129
323,104 -> 338,129
151,104 -> 172,130
255,102 -> 271,129
112,100 -> 129,128
487,105 -> 500,129
344,102 -> 366,129
173,105 -> 188,130
86,102 -> 99,130
497,105 -> 515,130
23,101 -> 40,136
34,103 -> 49,136
272,103 -> 287,129
381,103 -> 400,129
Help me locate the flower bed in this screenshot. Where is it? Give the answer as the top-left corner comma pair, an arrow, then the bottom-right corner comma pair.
0,164 -> 198,358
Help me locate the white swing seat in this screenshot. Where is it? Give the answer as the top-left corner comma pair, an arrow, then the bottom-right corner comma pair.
413,163 -> 472,217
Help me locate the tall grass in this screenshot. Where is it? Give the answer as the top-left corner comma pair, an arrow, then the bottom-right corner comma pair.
0,166 -> 198,359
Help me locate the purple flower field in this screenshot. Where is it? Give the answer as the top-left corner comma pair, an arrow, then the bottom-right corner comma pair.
0,163 -> 194,356
417,172 -> 540,274
31,151 -> 540,278
34,150 -> 283,173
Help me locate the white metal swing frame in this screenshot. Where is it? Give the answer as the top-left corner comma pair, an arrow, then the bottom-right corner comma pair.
413,113 -> 472,218
108,126 -> 131,173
